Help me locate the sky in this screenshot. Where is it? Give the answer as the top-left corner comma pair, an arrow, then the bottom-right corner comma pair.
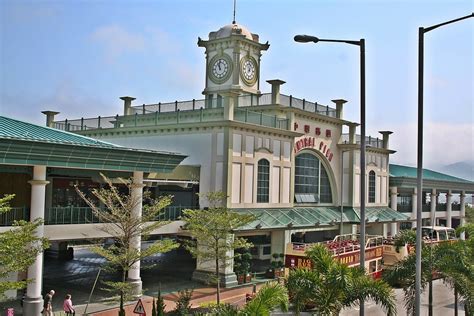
0,0 -> 473,171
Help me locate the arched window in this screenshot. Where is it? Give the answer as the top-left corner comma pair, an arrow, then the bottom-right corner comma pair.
257,159 -> 270,203
368,170 -> 376,203
294,153 -> 332,203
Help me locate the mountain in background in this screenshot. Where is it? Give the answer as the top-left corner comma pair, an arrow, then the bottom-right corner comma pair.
435,160 -> 474,182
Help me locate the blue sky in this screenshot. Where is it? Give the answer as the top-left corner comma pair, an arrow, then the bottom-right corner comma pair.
0,0 -> 472,169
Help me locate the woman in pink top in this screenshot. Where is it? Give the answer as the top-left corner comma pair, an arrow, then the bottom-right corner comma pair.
63,294 -> 75,316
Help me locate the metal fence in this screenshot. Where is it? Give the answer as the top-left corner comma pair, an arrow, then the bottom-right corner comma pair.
0,206 -> 192,226
53,93 -> 337,132
234,108 -> 289,130
0,207 -> 30,226
340,134 -> 385,149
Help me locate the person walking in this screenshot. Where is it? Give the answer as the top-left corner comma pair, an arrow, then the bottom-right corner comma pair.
43,290 -> 55,316
63,294 -> 75,316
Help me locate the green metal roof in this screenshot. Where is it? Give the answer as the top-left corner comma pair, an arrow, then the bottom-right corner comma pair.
0,116 -> 118,148
389,164 -> 472,184
0,116 -> 187,173
344,207 -> 410,223
233,206 -> 409,231
235,207 -> 347,231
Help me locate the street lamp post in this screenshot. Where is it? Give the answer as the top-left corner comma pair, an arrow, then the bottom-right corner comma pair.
415,13 -> 473,316
294,35 -> 367,316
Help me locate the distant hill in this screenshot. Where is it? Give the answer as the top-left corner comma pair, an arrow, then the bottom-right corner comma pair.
436,160 -> 474,182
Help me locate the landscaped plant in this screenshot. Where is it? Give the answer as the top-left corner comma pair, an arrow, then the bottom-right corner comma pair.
156,289 -> 166,316
174,288 -> 193,315
234,250 -> 252,284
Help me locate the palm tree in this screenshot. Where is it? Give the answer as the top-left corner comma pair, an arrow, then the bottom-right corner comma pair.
434,240 -> 474,315
384,229 -> 474,316
240,282 -> 289,316
287,244 -> 396,316
208,282 -> 288,316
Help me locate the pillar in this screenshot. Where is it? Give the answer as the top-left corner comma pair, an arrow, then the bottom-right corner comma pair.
222,92 -> 239,121
41,111 -> 60,128
267,79 -> 286,105
192,234 -> 238,287
23,166 -> 49,316
411,188 -> 417,228
379,131 -> 393,150
446,191 -> 452,227
128,171 -> 144,296
331,99 -> 347,119
271,230 -> 290,255
347,123 -> 358,144
460,192 -> 466,239
389,187 -> 398,236
430,189 -> 437,226
120,96 -> 136,116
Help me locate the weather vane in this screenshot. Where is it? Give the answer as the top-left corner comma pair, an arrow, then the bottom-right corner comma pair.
232,0 -> 236,24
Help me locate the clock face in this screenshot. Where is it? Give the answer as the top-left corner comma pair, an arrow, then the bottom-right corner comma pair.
240,57 -> 258,86
209,54 -> 233,84
212,58 -> 229,79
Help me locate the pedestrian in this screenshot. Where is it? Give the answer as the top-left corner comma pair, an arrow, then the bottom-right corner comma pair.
63,294 -> 75,316
42,290 -> 55,316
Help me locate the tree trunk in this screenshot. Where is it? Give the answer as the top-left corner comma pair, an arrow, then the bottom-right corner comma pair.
120,270 -> 126,316
215,257 -> 220,305
454,287 -> 458,316
428,279 -> 433,316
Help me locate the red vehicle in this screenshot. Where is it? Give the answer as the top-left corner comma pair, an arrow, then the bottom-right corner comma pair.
284,234 -> 385,279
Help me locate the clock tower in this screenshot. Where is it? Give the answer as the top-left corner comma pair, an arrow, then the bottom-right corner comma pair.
198,23 -> 269,107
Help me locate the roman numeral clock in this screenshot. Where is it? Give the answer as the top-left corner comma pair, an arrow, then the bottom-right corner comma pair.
198,22 -> 269,105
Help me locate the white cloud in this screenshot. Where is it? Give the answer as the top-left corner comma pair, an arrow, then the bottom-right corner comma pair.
90,25 -> 146,62
387,122 -> 473,168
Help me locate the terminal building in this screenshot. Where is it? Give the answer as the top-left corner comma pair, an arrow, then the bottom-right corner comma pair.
1,21 -> 473,314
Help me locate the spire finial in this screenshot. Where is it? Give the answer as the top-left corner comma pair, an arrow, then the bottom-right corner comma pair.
232,0 -> 236,24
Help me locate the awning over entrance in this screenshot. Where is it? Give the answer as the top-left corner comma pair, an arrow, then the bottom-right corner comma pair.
234,207 -> 351,231
234,206 -> 410,231
344,207 -> 410,223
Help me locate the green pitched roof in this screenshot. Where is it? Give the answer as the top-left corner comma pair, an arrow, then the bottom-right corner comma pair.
0,116 -> 117,148
0,116 -> 187,173
233,206 -> 408,231
389,164 -> 472,184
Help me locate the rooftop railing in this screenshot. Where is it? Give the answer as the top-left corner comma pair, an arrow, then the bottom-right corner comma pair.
340,134 -> 385,149
52,93 -> 337,132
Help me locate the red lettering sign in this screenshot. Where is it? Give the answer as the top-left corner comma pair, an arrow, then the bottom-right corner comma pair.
294,122 -> 299,131
304,125 -> 310,133
315,127 -> 321,135
326,129 -> 331,138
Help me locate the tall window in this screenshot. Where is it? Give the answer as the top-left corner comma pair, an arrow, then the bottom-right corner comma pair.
294,153 -> 332,203
368,170 -> 376,203
257,159 -> 270,203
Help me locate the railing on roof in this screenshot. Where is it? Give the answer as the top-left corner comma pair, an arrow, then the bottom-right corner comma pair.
340,134 -> 385,149
52,93 -> 337,132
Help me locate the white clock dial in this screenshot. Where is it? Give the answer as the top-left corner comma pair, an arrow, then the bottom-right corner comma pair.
242,60 -> 255,81
212,58 -> 229,79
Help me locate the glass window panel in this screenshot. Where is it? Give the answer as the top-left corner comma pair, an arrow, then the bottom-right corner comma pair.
369,171 -> 376,203
257,159 -> 270,203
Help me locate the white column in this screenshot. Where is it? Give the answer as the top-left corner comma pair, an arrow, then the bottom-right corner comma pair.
389,187 -> 398,236
411,188 -> 417,228
460,192 -> 466,239
128,171 -> 144,296
446,191 -> 452,227
23,165 -> 49,316
430,189 -> 437,226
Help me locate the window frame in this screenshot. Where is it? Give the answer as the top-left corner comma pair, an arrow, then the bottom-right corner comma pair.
257,159 -> 270,203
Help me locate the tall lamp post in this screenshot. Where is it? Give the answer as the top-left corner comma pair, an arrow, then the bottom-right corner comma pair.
415,13 -> 473,316
294,35 -> 367,316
